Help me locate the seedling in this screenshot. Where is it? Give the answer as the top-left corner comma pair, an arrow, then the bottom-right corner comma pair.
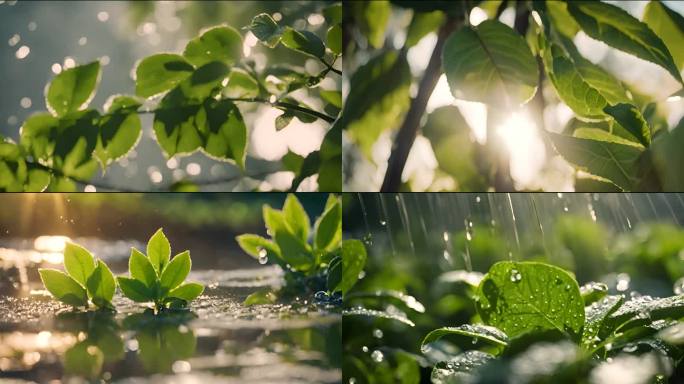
39,242 -> 116,310
117,228 -> 204,312
236,194 -> 342,304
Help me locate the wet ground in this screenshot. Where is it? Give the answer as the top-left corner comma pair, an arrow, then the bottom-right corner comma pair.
0,237 -> 342,383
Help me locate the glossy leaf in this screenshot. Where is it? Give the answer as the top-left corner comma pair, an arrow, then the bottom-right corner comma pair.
582,295 -> 624,348
86,260 -> 116,307
335,240 -> 367,294
476,261 -> 585,342
147,228 -> 171,274
135,54 -> 194,98
168,282 -> 204,302
117,276 -> 153,303
314,195 -> 341,251
63,242 -> 96,287
281,27 -> 326,59
39,269 -> 88,307
431,351 -> 494,384
46,61 -> 101,117
247,13 -> 282,48
422,325 -> 509,352
567,1 -> 682,83
643,0 -> 684,70
129,248 -> 158,289
603,103 -> 651,146
274,230 -> 314,271
183,26 -> 242,67
244,289 -> 278,306
160,251 -> 191,292
442,20 -> 539,107
327,24 -> 342,55
283,194 -> 310,243
236,234 -> 281,260
95,95 -> 142,167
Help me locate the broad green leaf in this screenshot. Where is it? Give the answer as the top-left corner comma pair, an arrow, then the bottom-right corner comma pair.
342,307 -> 415,327
168,282 -> 204,302
335,239 -> 366,294
350,0 -> 390,48
567,1 -> 683,83
476,261 -> 585,342
274,230 -> 314,271
263,205 -> 288,236
547,0 -> 579,38
314,196 -> 341,251
147,228 -> 171,274
346,290 -> 425,313
643,0 -> 684,70
236,234 -> 282,261
223,68 -> 259,99
422,325 -> 509,352
604,103 -> 651,146
442,20 -> 539,107
607,294 -> 684,329
195,99 -> 247,169
46,61 -> 101,117
46,176 -> 77,192
247,13 -> 282,48
327,24 -> 342,55
431,351 -> 495,384
39,269 -> 88,307
281,27 -> 326,59
651,117 -> 684,190
183,26 -> 242,67
422,106 -> 485,190
283,194 -> 310,243
160,251 -> 191,292
0,141 -> 28,192
282,151 -> 304,173
24,168 -> 51,192
135,54 -> 194,98
405,10 -> 445,48
243,289 -> 277,306
95,95 -> 142,167
262,65 -> 309,95
117,276 -> 153,303
319,90 -> 342,109
63,242 -> 96,287
582,295 -> 624,348
341,51 -> 411,158
580,282 -> 609,305
548,132 -> 645,191
179,61 -> 230,102
323,3 -> 342,25
86,260 -> 116,306
572,128 -> 644,147
152,102 -> 202,159
129,248 -> 158,288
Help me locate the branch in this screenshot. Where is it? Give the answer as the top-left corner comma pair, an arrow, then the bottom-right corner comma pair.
320,57 -> 342,75
380,17 -> 460,192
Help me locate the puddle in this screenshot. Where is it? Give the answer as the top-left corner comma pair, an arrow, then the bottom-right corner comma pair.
0,238 -> 341,383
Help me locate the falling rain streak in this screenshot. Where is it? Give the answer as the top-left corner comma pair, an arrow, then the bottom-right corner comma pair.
347,194 -> 684,272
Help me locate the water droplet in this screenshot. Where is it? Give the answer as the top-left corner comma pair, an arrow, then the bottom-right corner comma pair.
380,220 -> 387,226
15,45 -> 30,59
358,270 -> 366,279
362,346 -> 369,353
510,269 -> 522,283
674,277 -> 684,295
371,350 -> 384,363
373,329 -> 383,339
257,247 -> 268,264
616,273 -> 630,292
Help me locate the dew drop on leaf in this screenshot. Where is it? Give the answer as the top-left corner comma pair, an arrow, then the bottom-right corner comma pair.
510,269 -> 522,283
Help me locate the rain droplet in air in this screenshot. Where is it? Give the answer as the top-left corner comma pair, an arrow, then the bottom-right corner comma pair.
370,350 -> 384,363
15,45 -> 30,59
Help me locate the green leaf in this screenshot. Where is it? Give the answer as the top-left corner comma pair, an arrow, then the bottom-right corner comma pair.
327,256 -> 342,292
274,230 -> 314,271
567,1 -> 683,83
86,260 -> 116,307
95,95 -> 142,167
196,99 -> 247,168
168,282 -> 204,302
183,26 -> 243,67
431,351 -> 495,384
603,103 -> 651,146
281,27 -> 326,59
651,117 -> 684,190
548,132 -> 645,191
341,50 -> 411,159
283,194 -> 310,243
405,10 -> 445,48
129,248 -> 158,288
236,234 -> 281,260
244,289 -> 277,306
327,24 -> 342,55
160,251 -> 191,292
323,3 -> 342,25
135,54 -> 194,98
336,239 -> 367,294
46,61 -> 101,117
64,341 -> 103,378
582,295 -> 624,348
314,195 -> 341,251
422,325 -> 509,352
247,13 -> 282,48
63,242 -> 96,287
475,261 -> 585,342
169,180 -> 199,192
282,150 -> 304,173
117,276 -> 153,303
350,0 -> 390,48
147,228 -> 171,274
580,282 -> 609,305
644,0 -> 684,70
607,294 -> 684,330
223,68 -> 259,99
263,205 -> 288,236
342,307 -> 415,327
547,0 -> 579,38
442,20 -> 539,107
24,168 -> 51,192
319,90 -> 342,109
39,268 -> 88,307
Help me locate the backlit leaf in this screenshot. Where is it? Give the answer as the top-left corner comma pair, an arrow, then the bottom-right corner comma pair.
183,26 -> 242,67
39,269 -> 88,307
86,260 -> 116,307
63,242 -> 96,287
46,61 -> 101,117
147,228 -> 171,274
160,251 -> 191,292
135,54 -> 194,98
643,0 -> 684,70
281,27 -> 326,59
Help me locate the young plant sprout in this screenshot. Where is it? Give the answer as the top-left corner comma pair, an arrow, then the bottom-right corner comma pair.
117,228 -> 204,312
39,242 -> 116,310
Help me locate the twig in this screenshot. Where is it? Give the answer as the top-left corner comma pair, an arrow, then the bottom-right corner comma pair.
320,57 -> 342,75
380,17 -> 460,192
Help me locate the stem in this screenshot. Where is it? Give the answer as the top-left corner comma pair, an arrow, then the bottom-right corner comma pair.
380,17 -> 459,192
320,57 -> 342,75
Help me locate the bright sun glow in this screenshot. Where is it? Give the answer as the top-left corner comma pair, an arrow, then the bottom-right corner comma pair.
469,7 -> 488,26
496,112 -> 546,188
33,236 -> 71,253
